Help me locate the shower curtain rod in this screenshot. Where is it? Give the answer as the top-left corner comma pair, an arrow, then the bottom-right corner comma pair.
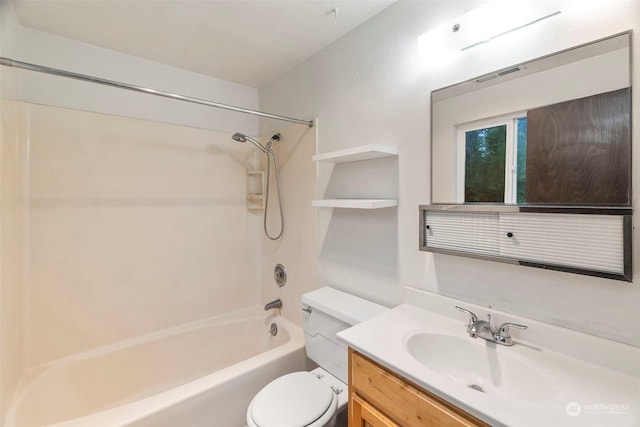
0,57 -> 314,128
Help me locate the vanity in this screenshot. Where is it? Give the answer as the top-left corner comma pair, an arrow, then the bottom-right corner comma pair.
349,349 -> 488,426
338,287 -> 640,427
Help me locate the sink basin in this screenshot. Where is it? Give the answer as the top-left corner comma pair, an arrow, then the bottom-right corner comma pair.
405,333 -> 552,401
339,296 -> 640,427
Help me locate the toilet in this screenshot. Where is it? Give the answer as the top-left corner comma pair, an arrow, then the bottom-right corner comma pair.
246,287 -> 388,427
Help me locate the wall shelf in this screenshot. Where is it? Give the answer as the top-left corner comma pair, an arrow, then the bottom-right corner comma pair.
313,145 -> 398,209
312,199 -> 397,209
312,144 -> 398,163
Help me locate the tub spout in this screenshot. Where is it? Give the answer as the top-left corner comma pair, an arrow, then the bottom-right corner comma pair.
264,299 -> 282,311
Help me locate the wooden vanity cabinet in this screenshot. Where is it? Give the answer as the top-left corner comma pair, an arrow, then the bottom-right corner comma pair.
348,348 -> 490,427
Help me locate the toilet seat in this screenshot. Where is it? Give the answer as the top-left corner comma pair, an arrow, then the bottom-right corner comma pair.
247,371 -> 338,427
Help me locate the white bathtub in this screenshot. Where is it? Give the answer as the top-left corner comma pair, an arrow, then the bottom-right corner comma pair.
6,308 -> 307,427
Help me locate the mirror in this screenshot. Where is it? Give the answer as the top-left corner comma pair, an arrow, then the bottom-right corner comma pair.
431,33 -> 631,206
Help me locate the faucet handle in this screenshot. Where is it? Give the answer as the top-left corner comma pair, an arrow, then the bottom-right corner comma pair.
494,323 -> 527,346
455,306 -> 478,326
497,322 -> 528,339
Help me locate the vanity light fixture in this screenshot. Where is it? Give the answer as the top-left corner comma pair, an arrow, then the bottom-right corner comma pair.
418,0 -> 561,63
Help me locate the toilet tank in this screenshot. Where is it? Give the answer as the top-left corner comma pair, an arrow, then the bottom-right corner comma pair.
301,287 -> 387,384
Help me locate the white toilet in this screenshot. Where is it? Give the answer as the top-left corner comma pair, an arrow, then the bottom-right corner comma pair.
246,287 -> 387,427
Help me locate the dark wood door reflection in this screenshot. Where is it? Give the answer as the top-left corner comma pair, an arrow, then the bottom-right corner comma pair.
526,87 -> 631,205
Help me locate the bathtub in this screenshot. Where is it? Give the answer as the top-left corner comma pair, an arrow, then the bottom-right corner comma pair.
6,308 -> 307,427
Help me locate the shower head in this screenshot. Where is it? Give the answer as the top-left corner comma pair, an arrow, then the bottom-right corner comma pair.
231,132 -> 267,153
231,132 -> 246,143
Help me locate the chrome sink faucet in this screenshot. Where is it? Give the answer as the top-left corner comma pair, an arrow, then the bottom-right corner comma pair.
455,306 -> 527,346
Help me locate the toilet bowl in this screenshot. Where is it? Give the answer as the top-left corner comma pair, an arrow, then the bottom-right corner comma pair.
246,287 -> 387,427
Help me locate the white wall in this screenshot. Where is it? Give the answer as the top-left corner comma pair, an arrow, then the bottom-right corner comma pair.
5,1 -> 259,135
260,0 -> 640,346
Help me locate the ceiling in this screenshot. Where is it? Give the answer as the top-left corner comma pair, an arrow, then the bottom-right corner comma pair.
12,0 -> 395,88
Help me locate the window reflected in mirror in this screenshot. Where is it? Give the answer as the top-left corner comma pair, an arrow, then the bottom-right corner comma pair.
461,117 -> 527,204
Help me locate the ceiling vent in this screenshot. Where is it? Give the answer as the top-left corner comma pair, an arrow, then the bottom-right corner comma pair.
497,66 -> 522,76
476,66 -> 522,84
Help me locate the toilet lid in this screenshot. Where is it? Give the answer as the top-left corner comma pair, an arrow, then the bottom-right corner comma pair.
250,372 -> 335,427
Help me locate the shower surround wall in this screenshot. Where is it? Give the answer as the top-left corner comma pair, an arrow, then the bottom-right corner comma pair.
25,105 -> 261,366
0,4 -> 25,422
0,99 -> 25,423
259,123 -> 318,327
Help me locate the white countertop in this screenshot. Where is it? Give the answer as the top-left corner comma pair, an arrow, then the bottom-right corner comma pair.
337,287 -> 640,427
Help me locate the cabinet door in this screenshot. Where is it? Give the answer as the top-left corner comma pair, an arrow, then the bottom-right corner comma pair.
349,349 -> 489,427
499,212 -> 625,274
423,211 -> 500,256
350,393 -> 399,427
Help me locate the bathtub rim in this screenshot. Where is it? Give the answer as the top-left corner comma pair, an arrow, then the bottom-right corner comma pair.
27,305 -> 271,372
5,309 -> 305,427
